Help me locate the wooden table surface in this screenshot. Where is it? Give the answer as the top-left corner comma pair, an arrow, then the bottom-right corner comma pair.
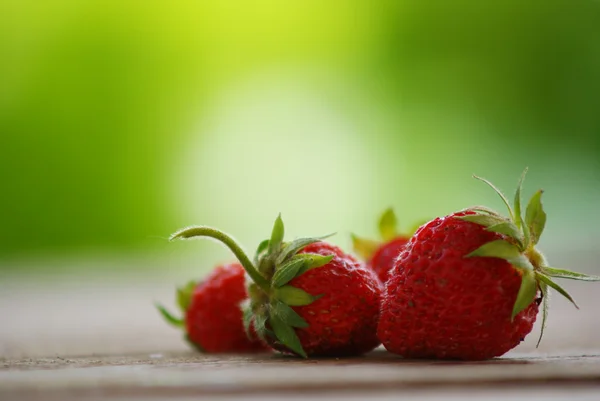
2,350 -> 600,400
1,250 -> 600,400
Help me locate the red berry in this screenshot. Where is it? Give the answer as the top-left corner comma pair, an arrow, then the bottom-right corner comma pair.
378,170 -> 600,360
378,212 -> 539,360
186,263 -> 269,353
268,242 -> 381,356
369,236 -> 409,283
170,215 -> 382,358
352,208 -> 415,283
157,263 -> 269,353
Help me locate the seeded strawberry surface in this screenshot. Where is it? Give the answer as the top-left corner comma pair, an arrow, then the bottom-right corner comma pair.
185,263 -> 269,353
378,212 -> 539,360
157,262 -> 269,353
267,242 -> 382,356
369,236 -> 409,283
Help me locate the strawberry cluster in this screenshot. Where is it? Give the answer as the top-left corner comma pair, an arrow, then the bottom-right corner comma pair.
158,169 -> 599,360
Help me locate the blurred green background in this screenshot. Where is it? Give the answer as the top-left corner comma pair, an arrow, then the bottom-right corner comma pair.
2,0 -> 600,271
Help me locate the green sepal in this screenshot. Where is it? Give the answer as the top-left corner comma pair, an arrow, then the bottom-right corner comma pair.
274,285 -> 320,306
275,234 -> 334,265
512,270 -> 538,319
485,222 -> 524,249
457,213 -> 507,228
242,301 -> 253,338
254,239 -> 270,265
254,313 -> 268,342
525,190 -> 547,245
378,208 -> 398,242
177,281 -> 196,312
543,267 -> 600,281
269,214 -> 285,254
467,205 -> 501,215
536,282 -> 549,348
351,234 -> 380,260
536,272 -> 579,309
295,253 -> 334,276
513,168 -> 527,229
156,303 -> 184,328
473,175 -> 515,221
269,314 -> 307,358
466,239 -> 534,271
272,257 -> 306,288
271,300 -> 309,328
271,253 -> 333,288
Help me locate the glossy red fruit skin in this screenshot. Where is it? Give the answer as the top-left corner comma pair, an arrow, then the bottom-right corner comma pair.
268,242 -> 382,356
378,212 -> 539,361
369,236 -> 410,283
186,263 -> 269,353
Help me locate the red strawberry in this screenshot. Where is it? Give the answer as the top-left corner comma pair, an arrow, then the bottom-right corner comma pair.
352,208 -> 418,283
170,215 -> 381,358
378,169 -> 600,360
157,263 -> 269,353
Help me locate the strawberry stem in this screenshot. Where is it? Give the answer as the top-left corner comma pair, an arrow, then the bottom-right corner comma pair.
170,226 -> 270,293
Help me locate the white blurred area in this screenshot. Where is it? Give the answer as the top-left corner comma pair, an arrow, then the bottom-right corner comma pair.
170,66 -> 393,253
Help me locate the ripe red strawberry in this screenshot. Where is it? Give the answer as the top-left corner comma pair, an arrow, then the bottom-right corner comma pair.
156,263 -> 269,353
170,215 -> 381,358
352,208 -> 418,283
378,169 -> 600,360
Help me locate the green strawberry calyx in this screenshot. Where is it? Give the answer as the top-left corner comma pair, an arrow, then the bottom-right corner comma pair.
169,215 -> 335,358
155,281 -> 204,352
351,208 -> 424,260
457,168 -> 600,347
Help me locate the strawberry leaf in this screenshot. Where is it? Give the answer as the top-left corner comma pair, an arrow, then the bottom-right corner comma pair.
466,240 -> 534,271
156,303 -> 184,328
457,213 -> 507,228
468,205 -> 501,215
473,175 -> 515,221
514,168 -> 531,249
272,258 -> 305,288
512,270 -> 538,319
543,267 -> 600,281
378,208 -> 398,242
254,313 -> 268,342
177,281 -> 196,312
536,272 -> 579,309
242,302 -> 253,338
525,190 -> 547,245
536,282 -> 549,348
275,285 -> 320,306
254,239 -> 270,265
513,168 -> 528,229
269,214 -> 285,254
276,234 -> 334,265
295,253 -> 334,276
272,300 -> 309,328
351,234 -> 380,260
269,314 -> 307,358
485,222 -> 524,250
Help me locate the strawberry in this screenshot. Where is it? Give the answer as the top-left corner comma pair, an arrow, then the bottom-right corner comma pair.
378,169 -> 600,360
156,263 -> 269,353
351,208 -> 418,283
170,215 -> 381,358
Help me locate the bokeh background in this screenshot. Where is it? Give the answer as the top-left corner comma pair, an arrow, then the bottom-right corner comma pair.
1,1 -> 599,357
